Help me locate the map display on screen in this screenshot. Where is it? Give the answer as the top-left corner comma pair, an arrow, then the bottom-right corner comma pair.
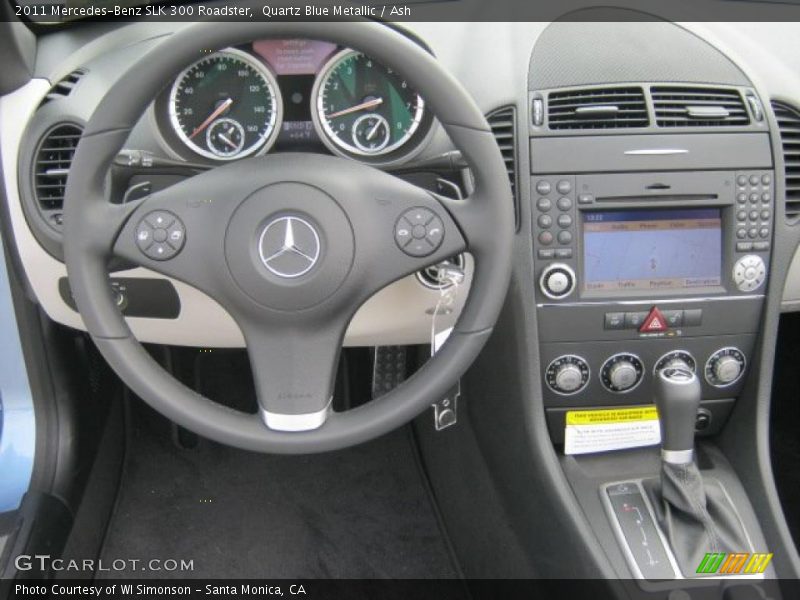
582,208 -> 722,292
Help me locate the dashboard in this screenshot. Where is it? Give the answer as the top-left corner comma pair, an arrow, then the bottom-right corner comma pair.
3,18 -> 800,356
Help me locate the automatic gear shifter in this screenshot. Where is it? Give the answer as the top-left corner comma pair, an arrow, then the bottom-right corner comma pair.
646,367 -> 750,577
654,366 -> 702,465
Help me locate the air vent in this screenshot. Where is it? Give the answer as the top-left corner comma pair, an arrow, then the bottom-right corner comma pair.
40,69 -> 86,105
547,87 -> 648,130
772,101 -> 800,220
486,107 -> 517,203
652,87 -> 749,127
33,124 -> 83,218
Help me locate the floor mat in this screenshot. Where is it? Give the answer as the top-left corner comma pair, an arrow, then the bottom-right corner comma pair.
98,403 -> 461,580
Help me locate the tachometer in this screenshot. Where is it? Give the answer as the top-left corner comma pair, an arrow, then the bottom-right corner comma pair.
313,50 -> 427,159
168,49 -> 282,161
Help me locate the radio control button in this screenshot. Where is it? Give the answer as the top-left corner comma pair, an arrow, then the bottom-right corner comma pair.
539,231 -> 554,245
578,194 -> 594,205
557,180 -> 572,194
557,197 -> 573,211
750,174 -> 760,185
555,248 -> 573,259
748,227 -> 758,239
749,210 -> 759,220
750,193 -> 759,204
753,241 -> 770,251
538,214 -> 553,228
737,193 -> 747,204
761,209 -> 770,220
546,272 -> 570,294
733,254 -> 766,291
537,197 -> 552,212
737,175 -> 748,186
736,210 -> 747,221
536,180 -> 552,195
557,214 -> 573,228
759,227 -> 770,238
539,263 -> 575,299
538,248 -> 555,259
736,228 -> 747,239
762,192 -> 771,203
762,174 -> 771,185
557,230 -> 573,245
737,242 -> 753,252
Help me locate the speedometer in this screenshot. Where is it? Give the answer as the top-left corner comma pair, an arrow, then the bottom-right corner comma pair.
312,50 -> 427,160
168,49 -> 282,161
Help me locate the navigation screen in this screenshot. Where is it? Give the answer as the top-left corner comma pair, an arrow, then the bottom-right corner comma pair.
582,208 -> 722,292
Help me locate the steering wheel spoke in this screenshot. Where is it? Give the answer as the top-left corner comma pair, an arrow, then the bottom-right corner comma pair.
242,318 -> 346,432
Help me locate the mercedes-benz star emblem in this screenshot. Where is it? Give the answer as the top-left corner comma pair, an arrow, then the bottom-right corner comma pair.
258,216 -> 321,279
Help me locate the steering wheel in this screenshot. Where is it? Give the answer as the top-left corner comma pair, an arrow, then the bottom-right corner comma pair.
63,22 -> 513,454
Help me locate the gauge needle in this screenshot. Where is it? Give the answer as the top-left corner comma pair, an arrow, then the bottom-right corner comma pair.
219,132 -> 237,150
327,97 -> 383,119
366,119 -> 383,141
189,98 -> 233,139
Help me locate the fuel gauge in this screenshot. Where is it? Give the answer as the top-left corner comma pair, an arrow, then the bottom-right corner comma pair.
352,114 -> 390,154
206,118 -> 246,158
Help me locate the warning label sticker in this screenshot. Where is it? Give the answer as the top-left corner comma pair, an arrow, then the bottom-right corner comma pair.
564,406 -> 661,455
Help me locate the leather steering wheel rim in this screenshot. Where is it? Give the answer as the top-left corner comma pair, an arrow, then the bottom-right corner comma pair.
63,21 -> 513,454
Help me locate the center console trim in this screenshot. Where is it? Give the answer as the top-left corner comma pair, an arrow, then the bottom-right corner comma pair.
601,478 -> 762,587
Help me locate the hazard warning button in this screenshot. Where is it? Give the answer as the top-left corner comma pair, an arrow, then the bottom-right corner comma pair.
639,307 -> 669,333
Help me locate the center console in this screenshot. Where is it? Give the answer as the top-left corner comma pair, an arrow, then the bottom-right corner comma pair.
532,165 -> 772,441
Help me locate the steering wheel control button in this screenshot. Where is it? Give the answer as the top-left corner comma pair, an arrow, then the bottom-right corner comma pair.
601,353 -> 644,393
136,211 -> 185,260
733,254 -> 767,292
546,355 -> 590,396
395,208 -> 444,257
539,263 -> 576,299
705,347 -> 746,387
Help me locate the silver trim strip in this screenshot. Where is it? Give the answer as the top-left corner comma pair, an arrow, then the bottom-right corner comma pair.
261,398 -> 332,432
624,148 -> 690,155
537,294 -> 764,308
661,448 -> 694,464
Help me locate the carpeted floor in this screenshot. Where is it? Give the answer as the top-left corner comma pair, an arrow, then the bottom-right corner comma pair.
98,403 -> 461,580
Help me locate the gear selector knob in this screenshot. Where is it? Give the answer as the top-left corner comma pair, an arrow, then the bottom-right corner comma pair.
654,367 -> 702,464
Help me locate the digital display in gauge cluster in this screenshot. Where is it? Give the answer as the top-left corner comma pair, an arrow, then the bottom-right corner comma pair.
161,39 -> 433,164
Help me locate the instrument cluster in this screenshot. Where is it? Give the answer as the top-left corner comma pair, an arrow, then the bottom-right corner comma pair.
153,39 -> 435,166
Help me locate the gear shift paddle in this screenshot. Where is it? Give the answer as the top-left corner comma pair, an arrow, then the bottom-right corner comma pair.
653,366 -> 701,464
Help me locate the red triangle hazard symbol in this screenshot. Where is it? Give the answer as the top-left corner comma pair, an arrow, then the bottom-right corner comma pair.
640,307 -> 668,333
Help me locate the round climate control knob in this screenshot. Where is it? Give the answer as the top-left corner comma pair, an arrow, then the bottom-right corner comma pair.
705,347 -> 746,387
601,353 -> 644,393
545,355 -> 590,395
733,254 -> 766,292
654,351 -> 696,376
539,263 -> 576,299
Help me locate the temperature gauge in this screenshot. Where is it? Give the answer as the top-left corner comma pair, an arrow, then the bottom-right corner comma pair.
206,118 -> 246,158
